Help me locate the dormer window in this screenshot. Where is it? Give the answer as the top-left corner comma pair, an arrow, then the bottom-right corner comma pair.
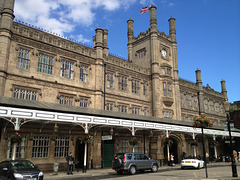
136,48 -> 146,58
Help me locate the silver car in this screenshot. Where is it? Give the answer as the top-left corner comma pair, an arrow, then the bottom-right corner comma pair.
112,153 -> 158,175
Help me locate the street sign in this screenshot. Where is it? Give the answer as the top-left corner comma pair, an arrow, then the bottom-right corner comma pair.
102,135 -> 112,141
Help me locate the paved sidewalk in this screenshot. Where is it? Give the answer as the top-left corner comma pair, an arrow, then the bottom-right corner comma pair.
43,162 -> 240,180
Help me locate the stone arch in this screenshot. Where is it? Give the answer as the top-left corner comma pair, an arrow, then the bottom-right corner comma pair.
163,134 -> 184,164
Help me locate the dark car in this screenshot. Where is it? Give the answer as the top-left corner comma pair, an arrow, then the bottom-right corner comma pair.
112,153 -> 158,175
0,160 -> 43,180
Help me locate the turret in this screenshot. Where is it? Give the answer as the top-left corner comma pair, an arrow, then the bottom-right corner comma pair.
168,16 -> 176,42
221,79 -> 228,99
127,18 -> 134,62
150,5 -> 157,31
0,0 -> 15,96
103,29 -> 108,55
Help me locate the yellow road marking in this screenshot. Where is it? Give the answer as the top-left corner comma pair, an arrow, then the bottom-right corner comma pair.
193,172 -> 197,178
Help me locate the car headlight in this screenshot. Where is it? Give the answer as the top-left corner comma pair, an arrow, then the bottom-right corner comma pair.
39,171 -> 43,176
14,173 -> 23,179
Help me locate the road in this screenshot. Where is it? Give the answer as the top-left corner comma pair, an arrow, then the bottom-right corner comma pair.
50,166 -> 238,180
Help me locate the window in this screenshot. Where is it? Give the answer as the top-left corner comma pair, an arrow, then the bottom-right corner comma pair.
60,60 -> 74,79
163,82 -> 172,97
144,109 -> 147,116
118,76 -> 127,91
80,98 -> 88,107
137,49 -> 146,58
118,105 -> 128,113
106,103 -> 114,111
163,111 -> 173,119
13,87 -> 38,101
118,139 -> 129,153
107,73 -> 114,89
7,136 -> 27,159
18,48 -> 30,69
163,82 -> 167,96
32,136 -> 50,158
161,67 -> 171,76
37,54 -> 53,74
132,107 -> 140,115
59,95 -> 74,106
80,65 -> 88,82
132,80 -> 140,94
143,83 -> 147,96
209,101 -> 214,111
54,137 -> 70,157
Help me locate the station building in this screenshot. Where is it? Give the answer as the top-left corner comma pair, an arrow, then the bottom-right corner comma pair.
0,0 -> 238,171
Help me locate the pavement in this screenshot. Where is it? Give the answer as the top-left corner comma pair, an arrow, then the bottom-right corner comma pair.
43,162 -> 240,180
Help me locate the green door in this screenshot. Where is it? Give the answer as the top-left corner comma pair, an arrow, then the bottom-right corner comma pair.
103,141 -> 114,168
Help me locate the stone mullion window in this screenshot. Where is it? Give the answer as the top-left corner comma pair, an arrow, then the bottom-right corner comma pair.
118,76 -> 127,91
80,65 -> 88,82
163,82 -> 172,97
60,60 -> 74,79
132,107 -> 140,115
118,139 -> 129,153
106,103 -> 114,111
54,137 -> 69,157
59,95 -> 74,106
37,54 -> 53,74
18,48 -> 30,69
107,73 -> 114,89
143,83 -> 147,96
80,98 -> 88,108
132,80 -> 140,94
32,136 -> 50,158
118,105 -> 128,113
163,110 -> 173,119
163,82 -> 167,96
13,87 -> 38,101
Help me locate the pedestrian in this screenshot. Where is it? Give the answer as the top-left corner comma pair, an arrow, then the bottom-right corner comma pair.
170,153 -> 175,166
66,152 -> 74,175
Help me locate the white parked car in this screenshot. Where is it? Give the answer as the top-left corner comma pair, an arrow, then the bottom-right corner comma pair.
181,157 -> 204,169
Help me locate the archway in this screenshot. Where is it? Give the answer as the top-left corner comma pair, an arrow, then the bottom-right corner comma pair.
164,137 -> 180,165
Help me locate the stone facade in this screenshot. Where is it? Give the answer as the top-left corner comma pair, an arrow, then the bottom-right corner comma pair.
0,0 -> 228,171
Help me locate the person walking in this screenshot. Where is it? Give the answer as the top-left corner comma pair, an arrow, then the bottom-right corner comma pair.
170,153 -> 175,166
66,152 -> 74,175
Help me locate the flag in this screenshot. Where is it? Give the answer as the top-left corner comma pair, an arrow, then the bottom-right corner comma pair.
140,6 -> 150,14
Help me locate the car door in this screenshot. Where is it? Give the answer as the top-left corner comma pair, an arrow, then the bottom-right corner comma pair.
140,154 -> 152,169
0,161 -> 9,180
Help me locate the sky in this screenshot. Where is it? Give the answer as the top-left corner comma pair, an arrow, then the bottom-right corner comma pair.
14,0 -> 240,103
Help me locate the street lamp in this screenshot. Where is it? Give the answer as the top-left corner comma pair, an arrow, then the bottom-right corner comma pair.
223,99 -> 238,177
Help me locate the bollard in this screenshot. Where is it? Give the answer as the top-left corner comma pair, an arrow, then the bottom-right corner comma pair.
53,163 -> 59,175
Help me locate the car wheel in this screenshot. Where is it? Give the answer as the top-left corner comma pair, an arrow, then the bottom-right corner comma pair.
117,170 -> 123,175
151,164 -> 158,172
197,163 -> 200,169
181,166 -> 185,170
129,166 -> 136,175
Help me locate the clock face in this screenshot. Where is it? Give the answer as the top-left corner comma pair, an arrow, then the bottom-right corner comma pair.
162,49 -> 167,58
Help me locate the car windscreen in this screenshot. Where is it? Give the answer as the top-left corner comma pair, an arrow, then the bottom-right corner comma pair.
11,161 -> 35,170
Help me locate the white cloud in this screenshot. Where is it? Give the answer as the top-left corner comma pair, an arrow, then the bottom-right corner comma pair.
14,0 -> 138,40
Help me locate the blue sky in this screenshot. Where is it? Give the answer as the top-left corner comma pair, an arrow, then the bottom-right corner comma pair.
14,0 -> 240,103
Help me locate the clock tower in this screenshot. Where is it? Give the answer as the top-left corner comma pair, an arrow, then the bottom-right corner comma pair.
127,5 -> 181,120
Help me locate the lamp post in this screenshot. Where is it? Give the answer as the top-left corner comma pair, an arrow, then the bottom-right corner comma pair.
223,100 -> 238,177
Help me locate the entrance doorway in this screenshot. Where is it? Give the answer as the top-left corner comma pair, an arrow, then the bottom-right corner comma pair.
103,140 -> 114,168
164,138 -> 178,164
76,139 -> 87,169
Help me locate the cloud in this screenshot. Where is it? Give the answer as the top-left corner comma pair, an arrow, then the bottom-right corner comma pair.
14,0 -> 138,42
